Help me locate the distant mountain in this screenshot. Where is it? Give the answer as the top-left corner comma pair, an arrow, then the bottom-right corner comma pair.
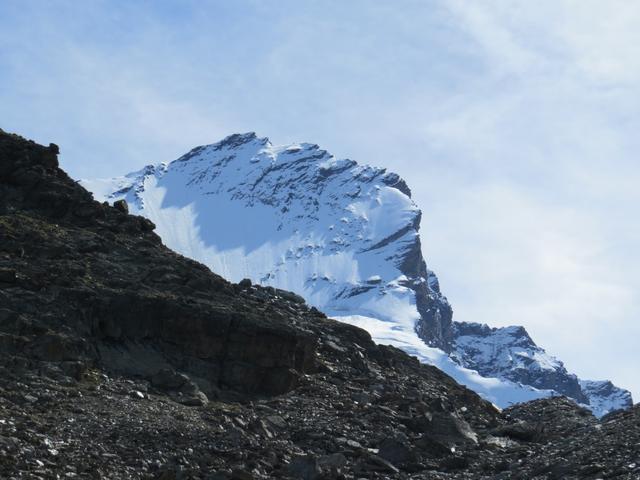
84,132 -> 632,416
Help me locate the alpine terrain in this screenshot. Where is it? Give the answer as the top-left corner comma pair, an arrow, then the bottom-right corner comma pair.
84,132 -> 632,417
2,129 -> 639,479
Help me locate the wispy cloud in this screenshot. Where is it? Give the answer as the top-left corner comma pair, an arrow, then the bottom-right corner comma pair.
420,0 -> 640,396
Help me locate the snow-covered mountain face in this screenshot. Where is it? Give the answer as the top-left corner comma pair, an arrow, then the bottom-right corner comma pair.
86,133 -> 452,345
579,380 -> 633,416
83,132 -> 632,417
450,322 -> 588,403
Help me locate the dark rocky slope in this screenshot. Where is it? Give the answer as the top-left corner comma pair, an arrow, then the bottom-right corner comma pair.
0,130 -> 638,479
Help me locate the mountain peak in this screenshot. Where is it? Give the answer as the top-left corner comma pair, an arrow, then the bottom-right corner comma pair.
84,132 -> 632,416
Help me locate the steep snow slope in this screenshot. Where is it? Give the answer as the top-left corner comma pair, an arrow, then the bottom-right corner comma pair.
83,132 -> 631,415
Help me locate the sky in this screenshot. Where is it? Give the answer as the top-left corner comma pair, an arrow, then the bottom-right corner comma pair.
1,0 -> 638,400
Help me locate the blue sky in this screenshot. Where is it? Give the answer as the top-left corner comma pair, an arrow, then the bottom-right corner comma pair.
2,0 -> 639,400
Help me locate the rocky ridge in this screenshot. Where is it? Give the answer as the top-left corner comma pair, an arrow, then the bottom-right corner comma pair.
84,132 -> 632,415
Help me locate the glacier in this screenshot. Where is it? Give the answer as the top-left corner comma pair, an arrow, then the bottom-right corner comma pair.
83,132 -> 632,416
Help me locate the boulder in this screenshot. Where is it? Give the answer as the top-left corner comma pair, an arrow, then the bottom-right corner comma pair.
113,199 -> 129,214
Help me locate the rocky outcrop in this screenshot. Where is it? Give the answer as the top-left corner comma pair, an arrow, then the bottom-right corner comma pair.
414,267 -> 454,348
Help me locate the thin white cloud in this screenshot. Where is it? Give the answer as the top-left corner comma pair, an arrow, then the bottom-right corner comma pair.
419,0 -> 640,395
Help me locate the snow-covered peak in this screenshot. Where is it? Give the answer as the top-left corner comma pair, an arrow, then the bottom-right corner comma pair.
84,134 -> 427,320
83,133 -> 632,416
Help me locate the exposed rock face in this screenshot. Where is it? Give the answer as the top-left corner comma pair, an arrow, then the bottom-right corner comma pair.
85,132 -> 632,415
1,130 -> 639,479
415,269 -> 454,348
